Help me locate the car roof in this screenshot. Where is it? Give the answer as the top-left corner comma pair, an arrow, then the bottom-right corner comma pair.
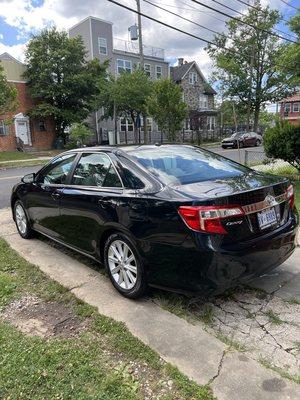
63,144 -> 194,155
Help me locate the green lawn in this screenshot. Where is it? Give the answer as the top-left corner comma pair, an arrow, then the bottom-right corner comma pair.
0,238 -> 215,400
0,151 -> 37,162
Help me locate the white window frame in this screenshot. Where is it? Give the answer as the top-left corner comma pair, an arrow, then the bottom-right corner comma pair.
199,94 -> 208,109
141,117 -> 152,132
144,63 -> 151,76
293,102 -> 299,112
98,37 -> 107,55
120,118 -> 134,132
117,59 -> 132,74
207,116 -> 215,131
156,65 -> 163,79
189,72 -> 198,84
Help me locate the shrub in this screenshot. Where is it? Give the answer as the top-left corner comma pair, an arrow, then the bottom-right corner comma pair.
68,123 -> 93,147
264,120 -> 300,172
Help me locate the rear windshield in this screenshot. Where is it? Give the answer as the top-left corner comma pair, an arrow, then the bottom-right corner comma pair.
128,146 -> 249,186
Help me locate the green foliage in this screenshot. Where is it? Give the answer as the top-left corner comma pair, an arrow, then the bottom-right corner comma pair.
24,27 -> 107,138
264,120 -> 300,171
207,4 -> 295,131
69,123 -> 93,146
111,70 -> 153,142
148,78 -> 187,141
280,12 -> 300,83
0,64 -> 18,115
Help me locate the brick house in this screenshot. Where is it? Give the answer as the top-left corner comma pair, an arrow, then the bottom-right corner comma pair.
279,92 -> 300,126
171,58 -> 218,133
0,52 -> 55,152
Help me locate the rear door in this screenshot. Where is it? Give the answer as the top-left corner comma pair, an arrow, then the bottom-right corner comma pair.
27,153 -> 77,238
59,152 -> 124,257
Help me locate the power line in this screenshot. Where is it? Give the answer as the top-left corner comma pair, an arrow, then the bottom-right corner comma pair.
189,0 -> 298,43
107,0 -> 295,73
143,0 -> 227,39
233,0 -> 297,34
211,0 -> 296,38
279,0 -> 299,11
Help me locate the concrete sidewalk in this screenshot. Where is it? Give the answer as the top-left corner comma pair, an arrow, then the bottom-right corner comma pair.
0,208 -> 299,400
0,156 -> 51,165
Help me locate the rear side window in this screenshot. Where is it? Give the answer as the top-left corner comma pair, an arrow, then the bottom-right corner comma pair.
129,146 -> 249,186
71,153 -> 122,188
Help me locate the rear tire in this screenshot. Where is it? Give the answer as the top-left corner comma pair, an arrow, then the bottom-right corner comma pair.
104,233 -> 148,299
14,201 -> 34,239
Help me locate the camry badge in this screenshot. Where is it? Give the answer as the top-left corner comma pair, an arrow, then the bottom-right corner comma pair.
265,195 -> 276,207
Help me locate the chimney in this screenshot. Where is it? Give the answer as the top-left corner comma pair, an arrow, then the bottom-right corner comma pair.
178,58 -> 184,66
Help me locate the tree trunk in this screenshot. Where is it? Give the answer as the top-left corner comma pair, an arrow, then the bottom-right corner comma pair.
253,104 -> 260,133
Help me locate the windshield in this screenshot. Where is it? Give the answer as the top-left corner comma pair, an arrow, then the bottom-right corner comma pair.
128,146 -> 250,186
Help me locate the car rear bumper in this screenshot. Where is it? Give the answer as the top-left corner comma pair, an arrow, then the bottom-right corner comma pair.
146,212 -> 298,296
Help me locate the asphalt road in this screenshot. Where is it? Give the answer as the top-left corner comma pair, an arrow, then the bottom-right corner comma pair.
0,145 -> 266,209
0,165 -> 42,209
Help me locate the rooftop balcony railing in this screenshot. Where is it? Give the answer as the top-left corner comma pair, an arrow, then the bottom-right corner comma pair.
114,38 -> 165,60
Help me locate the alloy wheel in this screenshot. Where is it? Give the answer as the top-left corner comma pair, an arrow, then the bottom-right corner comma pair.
15,204 -> 27,235
108,240 -> 138,290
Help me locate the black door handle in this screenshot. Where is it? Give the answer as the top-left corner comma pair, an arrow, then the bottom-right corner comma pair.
51,192 -> 61,201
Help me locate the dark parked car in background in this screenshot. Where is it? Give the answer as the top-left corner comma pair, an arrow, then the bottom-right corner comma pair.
222,132 -> 263,149
11,145 -> 298,298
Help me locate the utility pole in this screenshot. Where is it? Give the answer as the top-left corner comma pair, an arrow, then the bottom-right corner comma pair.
136,0 -> 148,144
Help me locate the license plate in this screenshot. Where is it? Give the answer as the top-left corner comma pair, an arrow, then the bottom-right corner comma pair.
257,207 -> 277,230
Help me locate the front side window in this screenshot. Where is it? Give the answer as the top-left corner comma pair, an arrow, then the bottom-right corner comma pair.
156,65 -> 162,79
72,153 -> 122,188
117,59 -> 132,74
39,154 -> 76,185
98,37 -> 107,55
293,102 -> 299,112
0,120 -> 9,136
144,64 -> 151,76
189,72 -> 198,84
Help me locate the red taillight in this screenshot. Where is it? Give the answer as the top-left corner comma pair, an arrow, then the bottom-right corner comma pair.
178,205 -> 244,234
286,184 -> 295,209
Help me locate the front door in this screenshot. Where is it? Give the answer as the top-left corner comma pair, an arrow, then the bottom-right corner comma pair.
26,153 -> 77,238
14,114 -> 31,145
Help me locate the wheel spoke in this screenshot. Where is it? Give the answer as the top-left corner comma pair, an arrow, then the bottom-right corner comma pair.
123,269 -> 130,289
111,246 -> 122,261
118,270 -> 124,285
126,270 -> 136,284
110,265 -> 121,274
124,263 -> 137,273
126,254 -> 135,264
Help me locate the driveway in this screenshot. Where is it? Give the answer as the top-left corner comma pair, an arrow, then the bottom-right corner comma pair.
208,144 -> 265,164
0,208 -> 299,400
0,165 -> 41,209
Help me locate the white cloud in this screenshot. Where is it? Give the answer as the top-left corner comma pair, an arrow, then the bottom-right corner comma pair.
0,0 -> 294,78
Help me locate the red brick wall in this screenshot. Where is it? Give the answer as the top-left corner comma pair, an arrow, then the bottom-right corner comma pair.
280,102 -> 300,126
0,82 -> 56,152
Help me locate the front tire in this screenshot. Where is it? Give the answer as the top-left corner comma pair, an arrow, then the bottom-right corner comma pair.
104,233 -> 148,299
14,201 -> 34,239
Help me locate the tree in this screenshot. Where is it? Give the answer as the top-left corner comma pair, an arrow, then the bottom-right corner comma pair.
280,11 -> 300,82
24,27 -> 107,140
264,120 -> 300,171
69,123 -> 93,146
147,78 -> 187,141
207,2 -> 295,132
111,70 -> 153,143
0,64 -> 18,115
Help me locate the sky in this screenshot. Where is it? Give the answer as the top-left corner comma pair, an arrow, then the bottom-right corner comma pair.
0,0 -> 298,107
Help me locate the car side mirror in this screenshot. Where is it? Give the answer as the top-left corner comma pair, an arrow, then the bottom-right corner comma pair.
21,173 -> 35,184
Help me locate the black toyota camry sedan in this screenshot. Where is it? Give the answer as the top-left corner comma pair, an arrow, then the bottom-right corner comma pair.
11,145 -> 298,298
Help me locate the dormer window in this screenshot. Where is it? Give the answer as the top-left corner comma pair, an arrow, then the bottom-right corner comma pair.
189,72 -> 198,84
